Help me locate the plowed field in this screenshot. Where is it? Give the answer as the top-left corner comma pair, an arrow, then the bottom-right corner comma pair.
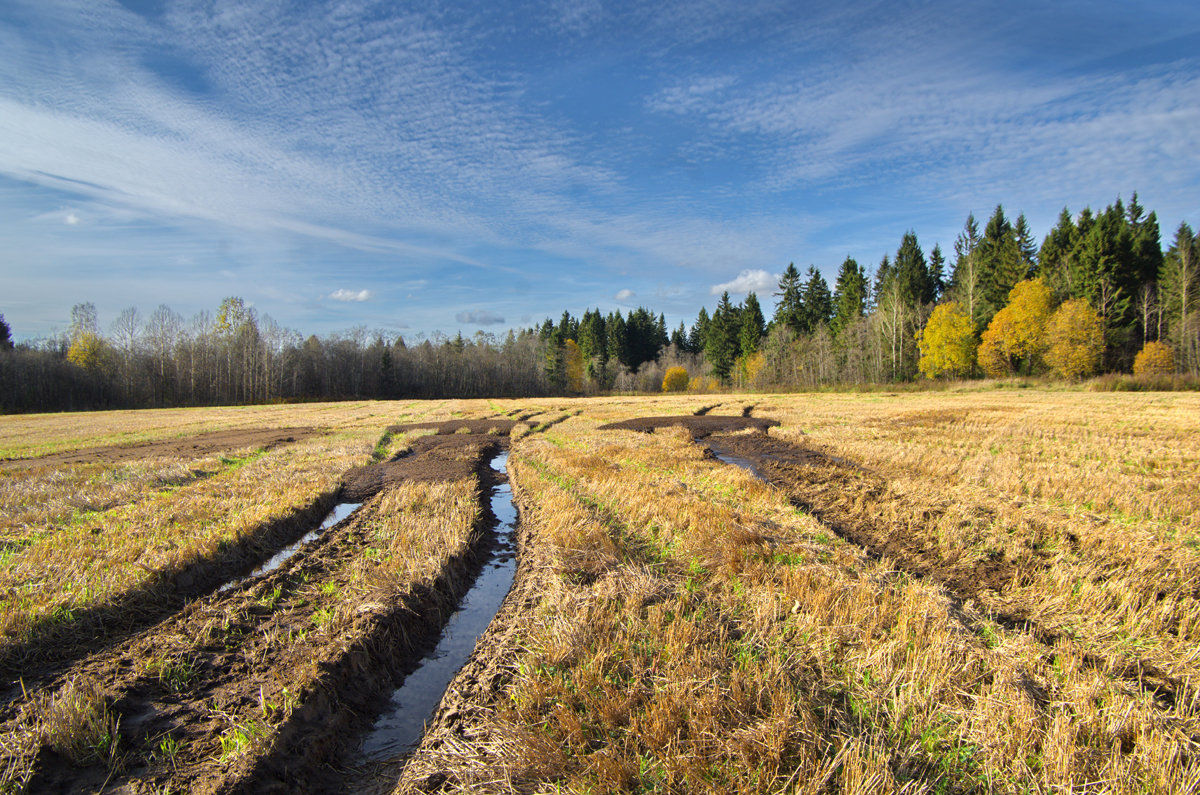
2,392 -> 1198,794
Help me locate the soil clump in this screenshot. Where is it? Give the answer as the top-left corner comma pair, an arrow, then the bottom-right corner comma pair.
0,427 -> 321,470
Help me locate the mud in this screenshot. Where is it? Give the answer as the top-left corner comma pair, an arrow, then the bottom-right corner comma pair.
7,419 -> 518,795
0,427 -> 322,470
598,414 -> 778,437
342,422 -> 511,501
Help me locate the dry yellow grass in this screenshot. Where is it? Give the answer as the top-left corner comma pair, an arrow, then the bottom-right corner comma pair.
398,392 -> 1200,794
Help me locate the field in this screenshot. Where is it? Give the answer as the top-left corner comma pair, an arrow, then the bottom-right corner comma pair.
1,391 -> 1198,793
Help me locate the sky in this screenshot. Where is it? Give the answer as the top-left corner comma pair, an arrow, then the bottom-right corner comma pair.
2,0 -> 1199,342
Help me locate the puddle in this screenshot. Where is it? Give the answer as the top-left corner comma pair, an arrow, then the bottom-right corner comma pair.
712,450 -> 768,481
218,501 -> 361,592
356,452 -> 518,763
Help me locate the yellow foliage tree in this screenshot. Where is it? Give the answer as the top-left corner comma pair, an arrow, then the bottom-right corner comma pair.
978,278 -> 1053,377
917,302 -> 975,378
66,332 -> 111,372
563,339 -> 584,393
662,365 -> 689,392
1044,299 -> 1104,380
1133,341 -> 1175,377
978,308 -> 1017,377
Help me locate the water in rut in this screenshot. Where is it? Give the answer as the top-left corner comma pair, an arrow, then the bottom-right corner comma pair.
358,451 -> 518,762
218,500 -> 362,591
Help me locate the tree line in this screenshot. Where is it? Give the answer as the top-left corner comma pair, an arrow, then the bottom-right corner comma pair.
2,193 -> 1197,411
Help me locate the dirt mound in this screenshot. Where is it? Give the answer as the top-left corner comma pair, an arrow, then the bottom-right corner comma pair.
598,415 -> 779,437
342,435 -> 504,501
0,427 -> 321,470
387,419 -> 517,436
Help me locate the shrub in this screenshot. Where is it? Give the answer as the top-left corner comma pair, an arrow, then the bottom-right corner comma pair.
1133,341 -> 1175,377
661,366 -> 689,392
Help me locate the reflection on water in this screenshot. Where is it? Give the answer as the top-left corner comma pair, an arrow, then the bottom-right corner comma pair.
218,501 -> 361,592
358,452 -> 517,762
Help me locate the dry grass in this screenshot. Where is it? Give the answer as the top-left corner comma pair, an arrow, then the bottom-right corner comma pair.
400,393 -> 1200,794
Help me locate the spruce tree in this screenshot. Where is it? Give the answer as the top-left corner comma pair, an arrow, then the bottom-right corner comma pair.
978,205 -> 1023,327
831,257 -> 868,338
773,263 -> 804,334
801,266 -> 833,330
705,292 -> 739,382
0,315 -> 12,352
739,292 -> 766,358
894,230 -> 933,305
928,244 -> 946,303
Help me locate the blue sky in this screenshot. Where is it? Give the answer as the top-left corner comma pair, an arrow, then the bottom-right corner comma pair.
2,0 -> 1199,341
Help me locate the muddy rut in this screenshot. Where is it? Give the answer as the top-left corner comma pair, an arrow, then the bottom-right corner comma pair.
2,419 -> 526,794
699,427 -> 1188,711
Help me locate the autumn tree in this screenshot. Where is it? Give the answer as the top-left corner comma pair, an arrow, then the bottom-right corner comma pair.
976,278 -> 1053,376
563,339 -> 584,392
918,302 -> 975,378
662,365 -> 688,392
1133,341 -> 1174,377
1161,222 -> 1199,374
1044,299 -> 1105,380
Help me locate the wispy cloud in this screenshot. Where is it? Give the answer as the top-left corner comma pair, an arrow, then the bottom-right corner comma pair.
615,288 -> 635,301
329,289 -> 372,302
456,309 -> 506,325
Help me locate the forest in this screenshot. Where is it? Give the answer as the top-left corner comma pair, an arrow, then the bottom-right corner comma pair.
2,194 -> 1197,412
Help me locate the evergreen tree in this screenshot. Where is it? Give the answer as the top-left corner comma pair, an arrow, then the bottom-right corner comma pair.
831,257 -> 868,338
1037,208 -> 1080,302
689,307 -> 710,354
773,263 -> 804,334
801,266 -> 833,330
895,230 -> 934,305
978,205 -> 1024,328
872,254 -> 892,311
670,322 -> 688,351
705,292 -> 739,382
606,312 -> 627,367
950,213 -> 982,325
739,292 -> 766,358
1015,213 -> 1038,278
0,314 -> 13,352
928,244 -> 946,302
1161,222 -> 1199,374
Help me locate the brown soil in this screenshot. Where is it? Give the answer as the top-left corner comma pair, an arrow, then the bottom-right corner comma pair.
0,427 -> 322,470
598,415 -> 778,436
8,431 -> 510,795
343,421 -> 513,501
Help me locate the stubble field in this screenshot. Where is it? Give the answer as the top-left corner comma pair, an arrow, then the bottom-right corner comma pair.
1,390 -> 1198,794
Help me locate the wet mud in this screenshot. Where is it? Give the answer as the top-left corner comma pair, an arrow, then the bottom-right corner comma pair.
4,418 -> 522,794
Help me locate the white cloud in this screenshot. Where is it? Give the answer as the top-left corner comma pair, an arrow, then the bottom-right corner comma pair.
456,309 -> 505,325
65,211 -> 79,225
710,269 -> 778,296
329,288 -> 372,302
615,288 -> 635,301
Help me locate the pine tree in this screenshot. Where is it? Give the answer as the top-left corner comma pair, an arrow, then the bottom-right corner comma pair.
978,205 -> 1024,327
895,230 -> 933,305
928,244 -> 946,303
801,266 -> 833,331
950,213 -> 982,326
773,263 -> 804,334
689,307 -> 710,354
739,292 -> 766,358
831,257 -> 868,338
705,292 -> 739,382
0,314 -> 13,352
